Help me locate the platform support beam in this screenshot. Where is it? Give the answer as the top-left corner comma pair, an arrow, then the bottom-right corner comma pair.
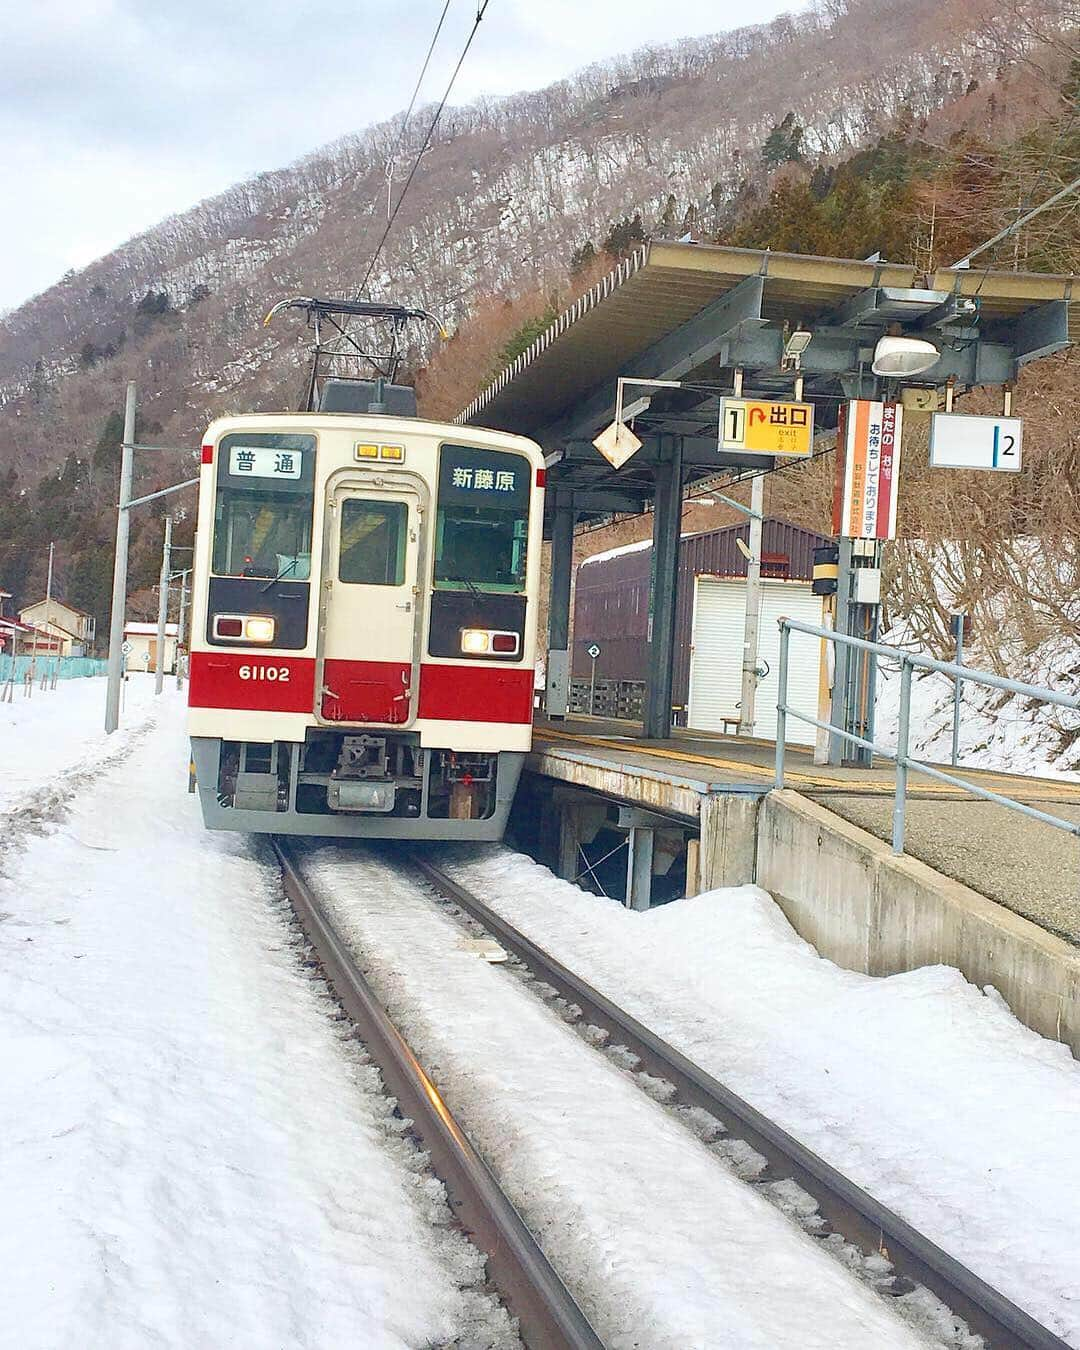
546,490 -> 575,719
644,435 -> 684,740
626,826 -> 654,910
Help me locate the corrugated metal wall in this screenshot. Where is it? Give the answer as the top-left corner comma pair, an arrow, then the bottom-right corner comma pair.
572,518 -> 829,707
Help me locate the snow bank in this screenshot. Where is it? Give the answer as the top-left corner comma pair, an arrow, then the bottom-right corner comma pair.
441,847 -> 1080,1347
0,696 -> 510,1349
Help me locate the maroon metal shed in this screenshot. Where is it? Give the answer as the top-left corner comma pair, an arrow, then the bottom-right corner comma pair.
572,518 -> 829,708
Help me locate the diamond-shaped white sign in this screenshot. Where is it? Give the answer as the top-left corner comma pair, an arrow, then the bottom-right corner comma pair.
592,420 -> 643,469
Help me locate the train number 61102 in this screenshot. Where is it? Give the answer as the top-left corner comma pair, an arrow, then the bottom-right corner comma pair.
238,665 -> 290,681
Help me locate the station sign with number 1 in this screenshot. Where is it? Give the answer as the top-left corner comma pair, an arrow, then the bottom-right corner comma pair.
719,398 -> 815,457
929,413 -> 1023,472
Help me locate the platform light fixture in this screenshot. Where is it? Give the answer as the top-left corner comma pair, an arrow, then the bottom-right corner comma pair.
871,335 -> 939,378
783,328 -> 813,366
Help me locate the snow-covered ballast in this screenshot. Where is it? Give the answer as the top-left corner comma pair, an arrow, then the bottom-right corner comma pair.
186,408 -> 545,839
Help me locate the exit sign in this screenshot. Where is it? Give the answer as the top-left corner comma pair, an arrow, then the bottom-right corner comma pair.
719,398 -> 815,457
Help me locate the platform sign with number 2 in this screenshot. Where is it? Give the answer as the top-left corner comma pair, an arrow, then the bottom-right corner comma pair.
929,414 -> 1023,472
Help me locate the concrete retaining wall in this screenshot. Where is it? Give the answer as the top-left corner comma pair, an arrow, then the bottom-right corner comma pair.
756,790 -> 1080,1056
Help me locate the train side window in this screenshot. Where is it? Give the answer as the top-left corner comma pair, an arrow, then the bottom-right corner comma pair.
338,499 -> 407,586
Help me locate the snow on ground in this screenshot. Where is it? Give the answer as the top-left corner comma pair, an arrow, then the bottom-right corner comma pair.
0,674 -> 158,822
304,845 -> 947,1350
0,693 -> 513,1350
438,847 -> 1080,1347
875,643 -> 1080,781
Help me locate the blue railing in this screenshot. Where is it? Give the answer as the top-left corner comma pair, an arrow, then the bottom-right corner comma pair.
0,654 -> 107,684
774,618 -> 1080,854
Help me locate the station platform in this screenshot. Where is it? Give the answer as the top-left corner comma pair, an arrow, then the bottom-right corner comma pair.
530,716 -> 1080,945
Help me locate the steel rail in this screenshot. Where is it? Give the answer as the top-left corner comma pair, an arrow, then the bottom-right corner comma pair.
271,840 -> 604,1350
412,855 -> 1069,1350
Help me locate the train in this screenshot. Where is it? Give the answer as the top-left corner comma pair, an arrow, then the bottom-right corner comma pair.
186,380 -> 546,840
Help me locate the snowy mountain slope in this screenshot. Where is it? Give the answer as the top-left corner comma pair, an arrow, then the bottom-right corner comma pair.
1,0 -> 1067,476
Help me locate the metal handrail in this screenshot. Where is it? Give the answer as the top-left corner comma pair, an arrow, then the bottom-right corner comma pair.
775,617 -> 1080,854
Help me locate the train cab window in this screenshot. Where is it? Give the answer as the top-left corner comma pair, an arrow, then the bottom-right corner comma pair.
434,445 -> 530,593
338,499 -> 407,586
212,433 -> 316,579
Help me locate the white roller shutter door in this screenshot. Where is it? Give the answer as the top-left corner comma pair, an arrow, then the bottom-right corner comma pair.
688,577 -> 822,746
687,578 -> 743,732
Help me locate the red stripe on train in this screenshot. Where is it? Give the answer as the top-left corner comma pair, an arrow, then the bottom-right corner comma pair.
418,663 -> 533,724
188,652 -> 315,712
189,652 -> 534,724
322,658 -> 411,724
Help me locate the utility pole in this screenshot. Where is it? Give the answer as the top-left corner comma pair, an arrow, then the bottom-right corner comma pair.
46,542 -> 54,608
105,382 -> 137,733
737,472 -> 765,736
154,516 -> 172,696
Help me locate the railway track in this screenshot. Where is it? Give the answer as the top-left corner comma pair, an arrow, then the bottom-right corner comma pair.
410,854 -> 1070,1350
271,839 -> 604,1350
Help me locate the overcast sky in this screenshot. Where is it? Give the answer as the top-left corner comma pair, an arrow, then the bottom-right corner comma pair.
0,0 -> 799,314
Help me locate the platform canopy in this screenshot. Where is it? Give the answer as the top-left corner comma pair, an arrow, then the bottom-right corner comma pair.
457,241 -> 1075,525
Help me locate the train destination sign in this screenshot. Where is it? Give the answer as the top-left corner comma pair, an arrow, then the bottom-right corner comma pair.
833,398 -> 904,540
718,398 -> 815,457
228,445 -> 303,479
929,413 -> 1023,472
439,444 -> 530,508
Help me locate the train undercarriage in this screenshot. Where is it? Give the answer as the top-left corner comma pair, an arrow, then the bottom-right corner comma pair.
190,731 -> 524,840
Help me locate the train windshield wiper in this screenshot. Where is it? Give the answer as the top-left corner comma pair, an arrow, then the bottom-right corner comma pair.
259,557 -> 299,593
444,573 -> 482,597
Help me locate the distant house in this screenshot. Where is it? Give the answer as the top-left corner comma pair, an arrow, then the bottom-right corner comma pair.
18,598 -> 96,657
123,621 -> 179,674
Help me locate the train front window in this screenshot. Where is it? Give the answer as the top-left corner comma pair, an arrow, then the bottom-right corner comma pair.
434,445 -> 530,592
212,432 -> 316,579
339,499 -> 407,586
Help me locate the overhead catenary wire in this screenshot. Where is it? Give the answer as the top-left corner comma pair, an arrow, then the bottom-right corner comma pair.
382,0 -> 454,207
356,0 -> 492,300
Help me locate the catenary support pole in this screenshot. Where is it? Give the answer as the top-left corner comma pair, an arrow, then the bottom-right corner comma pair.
175,571 -> 189,691
644,435 -> 684,739
105,381 -> 136,733
154,516 -> 172,695
546,491 -> 575,719
738,472 -> 764,735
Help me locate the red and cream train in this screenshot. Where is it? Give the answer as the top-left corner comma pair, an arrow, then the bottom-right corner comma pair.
186,396 -> 545,839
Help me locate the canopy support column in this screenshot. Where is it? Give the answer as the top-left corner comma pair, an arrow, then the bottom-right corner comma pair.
643,435 -> 684,740
546,490 -> 575,719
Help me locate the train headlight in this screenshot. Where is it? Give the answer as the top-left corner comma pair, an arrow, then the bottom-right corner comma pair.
213,614 -> 276,643
461,628 -> 491,654
244,616 -> 276,643
460,628 -> 520,657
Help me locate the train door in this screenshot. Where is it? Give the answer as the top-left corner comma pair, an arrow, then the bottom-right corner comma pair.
317,481 -> 423,724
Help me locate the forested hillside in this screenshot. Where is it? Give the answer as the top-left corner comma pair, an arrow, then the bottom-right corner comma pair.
0,0 -> 1076,638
